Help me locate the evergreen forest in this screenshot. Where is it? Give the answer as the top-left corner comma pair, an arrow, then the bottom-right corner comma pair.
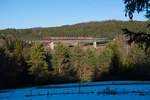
1,30 -> 150,89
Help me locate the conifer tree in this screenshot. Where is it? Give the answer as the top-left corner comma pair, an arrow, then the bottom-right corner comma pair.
27,42 -> 49,82
71,45 -> 90,82
52,42 -> 71,76
85,47 -> 98,81
13,40 -> 29,83
98,46 -> 113,79
105,40 -> 127,78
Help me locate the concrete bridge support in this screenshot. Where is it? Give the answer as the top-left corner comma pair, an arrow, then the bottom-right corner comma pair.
93,42 -> 97,48
50,42 -> 54,50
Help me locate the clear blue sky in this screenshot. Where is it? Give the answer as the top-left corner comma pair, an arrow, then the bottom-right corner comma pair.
0,0 -> 147,30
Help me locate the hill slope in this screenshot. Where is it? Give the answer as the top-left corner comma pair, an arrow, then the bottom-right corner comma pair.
0,20 -> 149,40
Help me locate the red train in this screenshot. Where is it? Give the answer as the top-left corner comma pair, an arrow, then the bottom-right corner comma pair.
43,37 -> 94,40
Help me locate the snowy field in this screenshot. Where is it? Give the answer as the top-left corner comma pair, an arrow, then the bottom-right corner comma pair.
0,81 -> 150,100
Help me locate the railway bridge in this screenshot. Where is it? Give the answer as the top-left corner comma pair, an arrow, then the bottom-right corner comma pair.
26,37 -> 111,50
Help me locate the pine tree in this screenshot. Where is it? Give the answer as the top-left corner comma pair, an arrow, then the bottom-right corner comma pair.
52,42 -> 71,76
85,47 -> 98,81
107,40 -> 127,76
13,40 -> 29,83
128,45 -> 147,65
14,40 -> 24,60
27,42 -> 49,82
13,40 -> 25,70
98,46 -> 113,80
71,45 -> 90,82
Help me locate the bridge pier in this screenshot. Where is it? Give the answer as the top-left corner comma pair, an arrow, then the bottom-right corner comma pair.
93,42 -> 97,48
50,42 -> 54,50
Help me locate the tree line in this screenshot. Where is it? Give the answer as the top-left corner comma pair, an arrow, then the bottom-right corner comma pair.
1,34 -> 150,89
0,20 -> 149,40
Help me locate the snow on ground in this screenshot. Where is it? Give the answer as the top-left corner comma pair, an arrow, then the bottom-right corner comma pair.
0,81 -> 150,100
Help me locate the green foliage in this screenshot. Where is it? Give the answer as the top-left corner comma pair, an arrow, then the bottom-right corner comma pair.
85,47 -> 98,81
108,41 -> 127,66
98,40 -> 128,80
71,45 -> 90,82
13,40 -> 25,65
0,47 -> 10,78
1,35 -> 150,89
27,42 -> 49,82
52,42 -> 72,76
98,46 -> 113,72
128,45 -> 147,65
0,46 -> 24,88
125,45 -> 150,80
123,0 -> 150,51
124,0 -> 150,19
98,40 -> 125,72
123,28 -> 150,50
0,20 -> 149,40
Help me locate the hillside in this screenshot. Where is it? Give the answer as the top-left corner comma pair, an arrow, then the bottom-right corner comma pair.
0,20 -> 149,40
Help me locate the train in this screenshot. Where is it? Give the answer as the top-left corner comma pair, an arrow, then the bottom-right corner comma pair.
42,37 -> 94,40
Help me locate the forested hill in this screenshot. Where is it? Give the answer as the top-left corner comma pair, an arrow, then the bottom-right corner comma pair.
0,20 -> 149,40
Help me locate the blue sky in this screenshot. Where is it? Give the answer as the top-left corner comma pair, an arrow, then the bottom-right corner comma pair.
0,0 -> 147,29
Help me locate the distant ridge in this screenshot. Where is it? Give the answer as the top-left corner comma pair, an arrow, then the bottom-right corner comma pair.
0,20 -> 149,40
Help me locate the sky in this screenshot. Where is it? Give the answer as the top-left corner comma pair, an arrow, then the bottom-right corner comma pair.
0,0 -> 147,30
